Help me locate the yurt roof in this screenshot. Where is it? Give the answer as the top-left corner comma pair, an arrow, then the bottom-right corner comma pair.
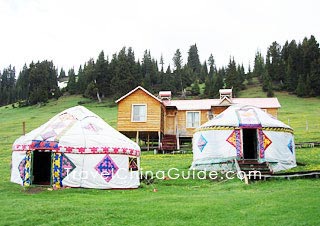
12,106 -> 140,156
199,104 -> 292,131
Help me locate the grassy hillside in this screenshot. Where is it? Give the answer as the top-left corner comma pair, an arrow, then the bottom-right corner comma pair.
0,88 -> 320,225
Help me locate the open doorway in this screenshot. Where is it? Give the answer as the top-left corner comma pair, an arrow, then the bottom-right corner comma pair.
242,129 -> 258,159
32,151 -> 52,185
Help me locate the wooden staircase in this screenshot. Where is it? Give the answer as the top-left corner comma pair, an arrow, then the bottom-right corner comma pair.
237,160 -> 272,179
160,135 -> 177,152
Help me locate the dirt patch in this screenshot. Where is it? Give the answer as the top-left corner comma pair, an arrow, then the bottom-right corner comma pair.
23,186 -> 46,194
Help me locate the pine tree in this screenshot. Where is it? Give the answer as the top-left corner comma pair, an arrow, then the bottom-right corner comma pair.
237,64 -> 245,90
247,64 -> 253,85
67,68 -> 77,94
141,50 -> 153,89
296,74 -> 307,97
95,50 -> 109,98
310,58 -> 320,96
200,61 -> 208,84
212,68 -> 225,98
187,44 -> 201,81
172,49 -> 183,92
16,64 -> 29,101
208,54 -> 215,70
110,47 -> 136,96
77,66 -> 86,94
225,57 -> 240,96
0,65 -> 17,105
58,68 -> 66,79
160,55 -> 164,73
28,61 -> 59,104
204,54 -> 217,97
253,51 -> 265,79
266,41 -> 285,86
83,59 -> 97,99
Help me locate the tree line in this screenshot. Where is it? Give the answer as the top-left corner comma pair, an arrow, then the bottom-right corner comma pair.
253,35 -> 320,97
0,35 -> 319,107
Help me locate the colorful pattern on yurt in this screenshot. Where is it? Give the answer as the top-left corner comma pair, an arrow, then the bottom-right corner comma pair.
197,134 -> 208,152
262,132 -> 272,151
30,140 -> 59,150
52,153 -> 63,188
21,151 -> 31,186
288,139 -> 293,154
95,155 -> 119,183
129,157 -> 138,171
226,130 -> 242,157
52,154 -> 76,188
257,129 -> 272,159
236,108 -> 261,128
61,154 -> 76,179
18,158 -> 26,181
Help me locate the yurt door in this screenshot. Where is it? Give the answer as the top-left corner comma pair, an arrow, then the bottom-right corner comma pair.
242,129 -> 258,159
31,150 -> 52,185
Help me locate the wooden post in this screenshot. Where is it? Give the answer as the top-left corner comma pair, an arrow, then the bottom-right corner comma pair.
136,131 -> 139,144
22,121 -> 26,135
176,135 -> 180,150
147,133 -> 150,151
158,131 -> 161,150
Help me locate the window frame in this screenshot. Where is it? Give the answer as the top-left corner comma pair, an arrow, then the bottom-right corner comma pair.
186,111 -> 201,128
131,104 -> 147,122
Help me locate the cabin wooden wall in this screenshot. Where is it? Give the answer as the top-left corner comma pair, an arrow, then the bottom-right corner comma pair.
212,106 -> 228,115
117,89 -> 162,132
173,110 -> 209,137
265,108 -> 278,118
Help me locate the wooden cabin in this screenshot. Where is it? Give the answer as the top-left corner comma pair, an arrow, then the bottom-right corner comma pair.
116,86 -> 281,151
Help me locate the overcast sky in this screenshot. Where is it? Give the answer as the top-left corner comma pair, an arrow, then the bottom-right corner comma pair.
1,0 -> 319,73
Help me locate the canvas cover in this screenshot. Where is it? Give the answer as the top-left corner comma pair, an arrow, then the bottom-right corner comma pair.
11,106 -> 140,189
191,105 -> 296,172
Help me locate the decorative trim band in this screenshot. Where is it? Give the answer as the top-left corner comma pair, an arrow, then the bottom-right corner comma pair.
196,126 -> 237,132
13,141 -> 140,157
197,126 -> 293,134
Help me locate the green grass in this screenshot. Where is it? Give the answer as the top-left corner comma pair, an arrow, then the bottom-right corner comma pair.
0,89 -> 320,225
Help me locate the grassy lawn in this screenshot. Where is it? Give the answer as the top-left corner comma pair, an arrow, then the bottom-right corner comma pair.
0,89 -> 320,225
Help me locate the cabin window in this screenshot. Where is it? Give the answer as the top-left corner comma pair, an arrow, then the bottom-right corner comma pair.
186,111 -> 200,128
132,104 -> 147,122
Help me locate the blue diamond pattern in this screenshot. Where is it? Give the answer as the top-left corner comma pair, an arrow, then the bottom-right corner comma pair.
288,139 -> 293,154
95,155 -> 118,182
197,134 -> 207,152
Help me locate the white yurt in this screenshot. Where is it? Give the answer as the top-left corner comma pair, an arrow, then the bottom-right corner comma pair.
11,106 -> 140,189
190,105 -> 296,172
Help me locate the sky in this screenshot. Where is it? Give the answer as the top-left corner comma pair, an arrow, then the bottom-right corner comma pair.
0,0 -> 319,74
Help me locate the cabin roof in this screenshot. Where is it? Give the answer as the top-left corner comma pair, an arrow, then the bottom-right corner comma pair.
115,86 -> 161,103
163,99 -> 217,110
232,98 -> 281,108
163,98 -> 281,110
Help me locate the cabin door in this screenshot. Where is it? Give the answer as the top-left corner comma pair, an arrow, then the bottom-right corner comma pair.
166,115 -> 176,135
242,129 -> 258,159
32,151 -> 52,185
